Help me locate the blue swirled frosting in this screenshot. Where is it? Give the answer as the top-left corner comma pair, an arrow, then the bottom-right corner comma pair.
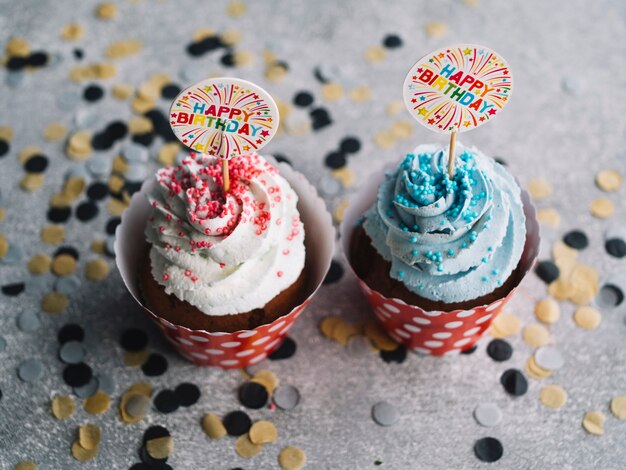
362,144 -> 526,304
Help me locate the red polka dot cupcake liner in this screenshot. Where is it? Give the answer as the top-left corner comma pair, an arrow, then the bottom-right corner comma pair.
341,165 -> 540,356
116,158 -> 335,369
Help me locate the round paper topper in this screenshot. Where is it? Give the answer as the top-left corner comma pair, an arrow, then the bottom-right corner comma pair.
403,44 -> 513,134
169,77 -> 279,159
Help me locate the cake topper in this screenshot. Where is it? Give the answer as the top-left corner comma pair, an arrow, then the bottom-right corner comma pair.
169,77 -> 279,191
403,45 -> 513,175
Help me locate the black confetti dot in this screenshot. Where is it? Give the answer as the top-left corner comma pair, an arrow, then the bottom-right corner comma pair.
47,206 -> 72,223
0,139 -> 9,157
535,261 -> 560,284
91,131 -> 114,151
494,157 -> 507,166
161,84 -> 181,99
605,238 -> 626,258
222,410 -> 252,436
273,153 -> 292,166
84,84 -> 104,102
461,345 -> 478,355
324,151 -> 346,169
75,201 -> 99,222
73,48 -> 84,60
63,363 -> 93,387
6,56 -> 27,71
123,181 -> 143,197
382,34 -> 403,48
598,284 -> 624,308
58,324 -> 85,344
323,260 -> 344,284
106,217 -> 121,235
313,66 -> 330,84
132,131 -> 156,147
129,463 -> 150,470
154,389 -> 179,414
143,425 -> 171,444
340,136 -> 361,154
487,339 -> 513,362
142,353 -> 168,377
120,328 -> 149,352
24,154 -> 49,173
186,36 -> 224,57
106,121 -> 128,141
310,108 -> 332,130
268,337 -> 297,360
563,230 -> 588,250
87,182 -> 109,201
294,91 -> 314,107
474,437 -> 503,463
174,382 -> 201,407
500,369 -> 528,396
238,381 -> 269,409
2,283 -> 25,296
54,246 -> 80,260
145,110 -> 177,142
27,51 -> 48,67
380,344 -> 407,364
220,51 -> 235,67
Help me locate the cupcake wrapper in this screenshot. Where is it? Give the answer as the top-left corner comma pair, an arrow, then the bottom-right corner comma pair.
340,163 -> 540,356
115,158 -> 335,368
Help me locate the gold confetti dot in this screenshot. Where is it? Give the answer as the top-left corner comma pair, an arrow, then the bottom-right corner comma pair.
6,37 -> 30,57
278,446 -> 307,470
535,298 -> 560,324
320,316 -> 342,339
69,63 -> 117,82
158,143 -> 180,166
41,225 -> 65,245
333,199 -> 349,223
0,127 -> 13,143
71,440 -> 98,462
13,461 -> 37,470
539,384 -> 567,409
63,176 -> 86,199
321,83 -> 344,102
0,234 -> 7,258
331,320 -> 359,346
52,254 -> 77,276
590,197 -> 614,219
84,390 -> 111,415
119,383 -> 152,423
582,411 -> 605,435
107,198 -> 129,216
249,420 -> 278,445
112,83 -> 133,100
364,319 -> 397,351
349,85 -> 372,102
265,63 -> 288,82
0,208 -> 5,222
131,95 -> 156,114
66,131 -> 93,160
387,100 -> 405,117
202,413 -> 227,439
489,312 -> 521,338
146,436 -> 174,460
192,28 -> 216,42
568,264 -> 600,306
106,39 -> 143,59
96,2 -> 118,20
424,21 -> 447,39
374,130 -> 395,149
524,355 -> 552,380
251,370 -> 279,395
123,350 -> 150,367
221,29 -> 242,46
20,174 -> 45,192
42,292 -> 69,314
536,208 -> 561,228
43,122 -> 67,142
610,396 -> 626,420
85,258 -> 110,281
108,175 -> 125,194
19,145 -> 41,165
226,0 -> 247,17
51,395 -> 76,420
595,169 -> 622,192
112,155 -> 129,174
137,81 -> 160,101
548,278 -> 574,301
528,178 -> 553,200
331,167 -> 355,188
552,241 -> 578,262
60,23 -> 84,41
79,423 -> 101,450
573,306 -> 601,330
235,434 -> 263,458
390,120 -> 413,140
365,45 -> 386,63
234,50 -> 255,67
522,323 -> 551,348
28,254 -> 52,275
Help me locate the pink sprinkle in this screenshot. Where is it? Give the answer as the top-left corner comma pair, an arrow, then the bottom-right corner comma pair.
162,274 -> 169,281
282,249 -> 290,255
184,270 -> 191,277
159,226 -> 165,232
277,271 -> 283,277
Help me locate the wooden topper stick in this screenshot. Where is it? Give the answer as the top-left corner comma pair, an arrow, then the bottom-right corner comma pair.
448,131 -> 457,177
222,159 -> 230,192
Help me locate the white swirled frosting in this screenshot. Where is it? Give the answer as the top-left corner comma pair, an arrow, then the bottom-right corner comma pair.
144,153 -> 305,316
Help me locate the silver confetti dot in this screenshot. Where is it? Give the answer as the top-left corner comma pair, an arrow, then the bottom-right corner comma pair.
54,275 -> 81,296
24,275 -> 50,295
74,377 -> 99,398
74,108 -> 100,128
57,89 -> 82,110
123,142 -> 149,163
125,163 -> 149,182
86,156 -> 112,179
1,244 -> 23,264
18,358 -> 43,383
126,394 -> 151,418
16,310 -> 41,332
535,346 -> 564,371
273,385 -> 300,411
346,335 -> 373,358
105,236 -> 116,257
473,403 -> 502,427
319,176 -> 341,196
65,165 -> 91,181
59,340 -> 86,364
97,374 -> 116,395
372,401 -> 399,426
